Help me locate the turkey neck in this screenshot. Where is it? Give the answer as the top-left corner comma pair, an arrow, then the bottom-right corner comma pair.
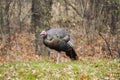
42,35 -> 48,45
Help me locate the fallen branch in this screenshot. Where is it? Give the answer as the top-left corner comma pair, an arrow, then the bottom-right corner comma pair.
99,32 -> 112,57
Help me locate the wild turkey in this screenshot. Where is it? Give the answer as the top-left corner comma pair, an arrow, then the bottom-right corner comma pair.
40,28 -> 78,63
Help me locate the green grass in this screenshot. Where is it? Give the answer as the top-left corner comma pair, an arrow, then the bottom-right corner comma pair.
0,58 -> 120,80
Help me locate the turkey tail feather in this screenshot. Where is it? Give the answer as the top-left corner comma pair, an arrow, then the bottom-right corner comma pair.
65,48 -> 78,60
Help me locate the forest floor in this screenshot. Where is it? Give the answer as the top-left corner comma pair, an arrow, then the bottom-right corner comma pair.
0,31 -> 120,80
0,57 -> 120,80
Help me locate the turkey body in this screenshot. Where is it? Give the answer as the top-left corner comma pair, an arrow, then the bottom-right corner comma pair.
41,28 -> 78,60
46,28 -> 71,42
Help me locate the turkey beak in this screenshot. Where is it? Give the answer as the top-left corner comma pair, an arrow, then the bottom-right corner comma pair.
40,33 -> 44,37
40,33 -> 42,36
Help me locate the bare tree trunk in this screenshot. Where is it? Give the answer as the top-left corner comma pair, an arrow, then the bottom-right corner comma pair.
64,0 -> 68,16
18,0 -> 22,32
31,0 -> 52,55
0,0 -> 3,41
5,0 -> 11,43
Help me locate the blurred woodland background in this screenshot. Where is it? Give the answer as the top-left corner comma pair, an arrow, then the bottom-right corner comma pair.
0,0 -> 120,62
